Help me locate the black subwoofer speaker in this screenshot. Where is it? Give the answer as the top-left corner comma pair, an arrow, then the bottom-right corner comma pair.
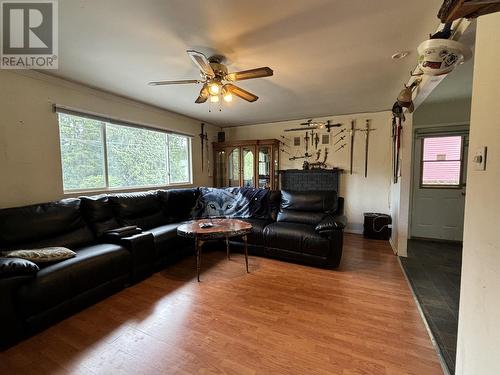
363,213 -> 391,240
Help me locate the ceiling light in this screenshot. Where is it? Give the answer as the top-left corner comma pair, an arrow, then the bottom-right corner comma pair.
223,92 -> 233,103
210,95 -> 219,103
391,51 -> 410,60
208,82 -> 220,95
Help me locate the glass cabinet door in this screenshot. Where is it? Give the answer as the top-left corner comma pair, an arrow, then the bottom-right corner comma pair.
214,149 -> 226,187
258,146 -> 271,188
227,147 -> 240,187
242,147 -> 255,187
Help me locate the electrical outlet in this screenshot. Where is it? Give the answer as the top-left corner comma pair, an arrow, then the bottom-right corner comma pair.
472,147 -> 487,171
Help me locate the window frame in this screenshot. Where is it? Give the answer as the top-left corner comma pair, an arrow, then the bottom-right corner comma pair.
419,135 -> 465,189
57,111 -> 193,194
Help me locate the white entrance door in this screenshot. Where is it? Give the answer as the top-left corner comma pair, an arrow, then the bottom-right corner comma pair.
410,129 -> 468,241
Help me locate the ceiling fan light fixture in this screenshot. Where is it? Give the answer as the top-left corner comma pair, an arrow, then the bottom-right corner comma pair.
208,81 -> 220,95
223,92 -> 233,102
210,95 -> 219,103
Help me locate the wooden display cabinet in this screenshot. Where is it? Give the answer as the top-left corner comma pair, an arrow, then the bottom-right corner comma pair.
213,139 -> 280,189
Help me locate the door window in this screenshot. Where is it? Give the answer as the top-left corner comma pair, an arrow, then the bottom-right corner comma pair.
421,136 -> 463,187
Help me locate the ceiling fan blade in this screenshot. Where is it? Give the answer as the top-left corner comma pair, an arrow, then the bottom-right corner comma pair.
195,84 -> 209,104
148,79 -> 202,86
225,84 -> 258,102
186,50 -> 215,78
226,67 -> 273,81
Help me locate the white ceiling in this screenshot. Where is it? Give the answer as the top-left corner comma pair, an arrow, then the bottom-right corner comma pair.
53,0 -> 443,127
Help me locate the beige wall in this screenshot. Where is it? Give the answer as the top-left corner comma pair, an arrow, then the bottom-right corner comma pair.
456,12 -> 500,375
0,71 -> 220,208
224,111 -> 393,233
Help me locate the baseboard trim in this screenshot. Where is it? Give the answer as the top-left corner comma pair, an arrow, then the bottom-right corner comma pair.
389,238 -> 398,255
344,228 -> 363,235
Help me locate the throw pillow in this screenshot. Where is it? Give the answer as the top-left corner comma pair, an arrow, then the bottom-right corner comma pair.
2,247 -> 76,264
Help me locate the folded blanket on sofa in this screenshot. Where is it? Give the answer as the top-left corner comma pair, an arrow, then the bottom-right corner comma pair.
192,187 -> 271,219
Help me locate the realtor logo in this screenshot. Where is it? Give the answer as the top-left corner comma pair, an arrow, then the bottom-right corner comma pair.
1,0 -> 58,69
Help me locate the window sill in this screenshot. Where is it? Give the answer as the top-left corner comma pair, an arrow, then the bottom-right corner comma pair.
63,182 -> 194,197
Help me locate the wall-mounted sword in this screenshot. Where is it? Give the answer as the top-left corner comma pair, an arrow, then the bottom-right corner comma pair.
199,123 -> 208,172
333,128 -> 345,138
289,152 -> 312,161
334,135 -> 345,145
360,119 -> 376,178
335,143 -> 347,152
349,120 -> 356,175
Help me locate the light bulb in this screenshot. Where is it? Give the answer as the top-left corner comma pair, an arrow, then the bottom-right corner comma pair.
223,92 -> 233,102
208,82 -> 220,95
210,95 -> 219,103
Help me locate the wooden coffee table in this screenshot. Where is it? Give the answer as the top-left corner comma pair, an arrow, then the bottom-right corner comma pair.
177,218 -> 253,282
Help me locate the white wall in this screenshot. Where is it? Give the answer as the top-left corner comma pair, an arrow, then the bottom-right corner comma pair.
390,114 -> 413,256
456,12 -> 500,375
414,98 -> 472,128
0,71 -> 220,208
224,111 -> 393,234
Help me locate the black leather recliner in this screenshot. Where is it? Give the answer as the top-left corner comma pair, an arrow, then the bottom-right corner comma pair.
263,190 -> 346,267
231,190 -> 346,267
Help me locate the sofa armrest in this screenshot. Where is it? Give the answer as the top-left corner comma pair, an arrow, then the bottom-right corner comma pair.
102,232 -> 155,282
315,214 -> 347,233
0,257 -> 39,279
0,258 -> 39,348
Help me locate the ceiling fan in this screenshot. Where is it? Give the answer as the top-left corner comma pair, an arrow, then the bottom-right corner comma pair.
148,50 -> 273,104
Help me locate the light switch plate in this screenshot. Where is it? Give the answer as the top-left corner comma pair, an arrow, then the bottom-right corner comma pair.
472,147 -> 487,171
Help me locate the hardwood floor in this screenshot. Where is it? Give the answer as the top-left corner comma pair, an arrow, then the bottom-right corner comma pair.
0,234 -> 443,375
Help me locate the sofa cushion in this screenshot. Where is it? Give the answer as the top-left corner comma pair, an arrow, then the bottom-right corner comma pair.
80,195 -> 120,237
109,191 -> 167,230
277,210 -> 326,226
159,188 -> 199,222
148,223 -> 179,245
232,218 -> 272,246
146,223 -> 192,263
0,198 -> 95,250
277,190 -> 337,225
263,222 -> 331,257
15,243 -> 131,318
280,190 -> 338,212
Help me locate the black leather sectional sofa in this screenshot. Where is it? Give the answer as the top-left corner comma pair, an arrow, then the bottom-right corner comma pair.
0,188 -> 346,348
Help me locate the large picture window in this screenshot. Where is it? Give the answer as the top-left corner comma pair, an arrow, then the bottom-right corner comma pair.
58,112 -> 192,192
421,135 -> 463,187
